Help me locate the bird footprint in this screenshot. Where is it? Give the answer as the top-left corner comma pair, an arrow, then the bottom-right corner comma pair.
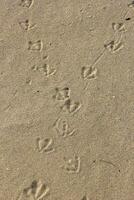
18,180 -> 50,200
81,66 -> 97,80
36,138 -> 55,153
63,155 -> 81,173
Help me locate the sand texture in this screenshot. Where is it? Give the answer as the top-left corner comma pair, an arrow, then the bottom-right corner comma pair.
0,0 -> 134,199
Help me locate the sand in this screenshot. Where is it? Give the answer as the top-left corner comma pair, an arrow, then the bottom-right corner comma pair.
0,0 -> 134,199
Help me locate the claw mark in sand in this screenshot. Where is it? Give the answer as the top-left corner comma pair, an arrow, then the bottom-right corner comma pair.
28,40 -> 43,51
17,180 -> 50,200
99,159 -> 121,172
62,155 -> 81,174
89,159 -> 120,172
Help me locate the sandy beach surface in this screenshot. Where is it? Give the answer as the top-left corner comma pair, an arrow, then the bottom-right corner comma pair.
0,0 -> 134,199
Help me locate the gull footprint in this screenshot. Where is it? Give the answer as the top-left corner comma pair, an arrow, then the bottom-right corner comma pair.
81,66 -> 97,80
20,0 -> 34,8
81,196 -> 89,200
19,19 -> 36,31
112,22 -> 125,32
28,40 -> 43,51
54,118 -> 76,137
128,1 -> 134,8
31,65 -> 39,71
53,87 -> 71,101
36,138 -> 55,153
40,64 -> 56,77
19,180 -> 50,200
104,40 -> 124,53
81,50 -> 105,81
63,155 -> 81,173
62,99 -> 81,114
